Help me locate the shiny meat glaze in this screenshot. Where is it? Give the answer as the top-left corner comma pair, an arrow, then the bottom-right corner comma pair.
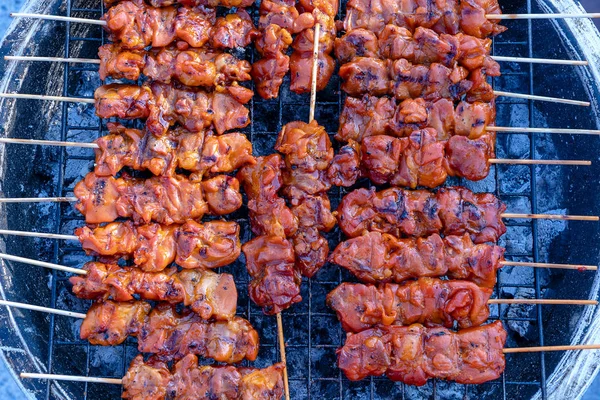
80,302 -> 259,363
338,96 -> 495,142
76,220 -> 241,271
327,279 -> 493,331
121,354 -> 285,400
342,0 -> 507,38
361,129 -> 496,187
335,26 -> 500,75
102,3 -> 258,50
338,186 -> 507,243
331,231 -> 505,288
339,58 -> 494,102
94,83 -> 252,136
70,262 -> 237,320
94,123 -> 255,177
98,44 -> 252,87
242,235 -> 302,315
337,321 -> 507,384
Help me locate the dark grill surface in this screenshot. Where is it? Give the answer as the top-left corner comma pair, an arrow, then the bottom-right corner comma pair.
1,0 -> 600,399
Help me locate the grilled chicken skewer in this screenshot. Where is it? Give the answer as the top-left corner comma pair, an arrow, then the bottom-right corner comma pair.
0,299 -> 258,363
0,123 -> 255,177
337,186 -> 598,243
23,354 -> 285,400
327,279 -> 596,332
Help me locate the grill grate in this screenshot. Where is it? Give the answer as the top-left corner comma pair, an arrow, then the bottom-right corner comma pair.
27,0 -> 592,398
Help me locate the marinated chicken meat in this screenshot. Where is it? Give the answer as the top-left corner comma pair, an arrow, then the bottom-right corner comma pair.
70,262 -> 237,320
338,321 -> 507,384
76,220 -> 241,271
342,0 -> 507,39
339,58 -> 493,102
337,186 -> 507,243
98,44 -> 252,87
105,0 -> 256,8
338,96 -> 496,142
237,154 -> 299,238
331,231 -> 505,288
103,2 -> 258,50
361,129 -> 496,187
201,175 -> 243,215
74,172 -> 210,225
335,26 -> 501,75
242,235 -> 302,314
95,123 -> 254,177
81,301 -> 259,362
94,83 -> 252,136
327,279 -> 493,332
122,354 -> 285,400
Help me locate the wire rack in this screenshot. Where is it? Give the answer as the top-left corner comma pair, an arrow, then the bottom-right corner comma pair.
4,0 -> 597,399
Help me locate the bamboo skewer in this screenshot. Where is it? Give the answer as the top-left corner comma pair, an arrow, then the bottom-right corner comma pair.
0,197 -> 77,203
489,159 -> 591,166
0,138 -> 99,148
0,93 -> 95,103
0,229 -> 77,240
0,300 -> 86,319
503,344 -> 600,353
0,253 -> 85,275
5,55 -> 587,67
501,213 -> 599,221
500,261 -> 597,271
487,13 -> 600,20
10,12 -> 107,25
21,373 -> 122,385
489,299 -> 597,305
487,127 -> 600,135
493,90 -> 590,107
276,313 -> 289,400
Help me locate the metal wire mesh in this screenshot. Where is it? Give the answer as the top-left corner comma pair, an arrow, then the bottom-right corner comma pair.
29,0 -> 597,398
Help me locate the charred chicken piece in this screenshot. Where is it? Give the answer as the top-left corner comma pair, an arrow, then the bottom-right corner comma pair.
98,44 -> 252,87
201,175 -> 244,216
70,262 -> 237,320
210,10 -> 260,49
76,220 -> 241,272
327,279 -> 493,332
338,321 -> 507,385
331,231 -> 505,288
337,186 -> 507,243
80,300 -> 151,346
94,83 -> 251,136
242,235 -> 302,315
122,354 -> 285,400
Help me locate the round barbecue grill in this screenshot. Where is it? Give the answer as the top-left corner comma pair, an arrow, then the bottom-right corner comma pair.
0,0 -> 599,399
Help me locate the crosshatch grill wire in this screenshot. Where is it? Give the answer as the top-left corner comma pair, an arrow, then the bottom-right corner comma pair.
39,0 -> 558,398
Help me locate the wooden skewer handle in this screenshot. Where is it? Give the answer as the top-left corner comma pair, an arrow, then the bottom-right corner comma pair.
494,90 -> 590,107
489,299 -> 597,305
504,344 -> 600,353
500,261 -> 597,271
0,93 -> 95,103
0,138 -> 98,148
276,313 -> 290,400
0,300 -> 86,319
0,229 -> 77,240
0,197 -> 77,203
309,23 -> 321,124
21,373 -> 122,385
488,127 -> 600,135
491,56 -> 587,66
5,56 -> 100,64
487,13 -> 600,20
501,213 -> 599,221
11,12 -> 107,25
0,253 -> 86,275
490,159 -> 591,166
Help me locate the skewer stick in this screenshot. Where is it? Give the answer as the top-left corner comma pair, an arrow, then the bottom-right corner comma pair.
0,253 -> 86,275
491,56 -> 587,66
4,56 -> 100,64
494,90 -> 590,106
489,299 -> 597,305
488,13 -> 600,20
504,344 -> 600,353
10,13 -> 107,25
21,373 -> 122,385
490,159 -> 591,166
500,261 -> 597,271
0,197 -> 77,203
501,213 -> 599,221
488,126 -> 600,135
309,23 -> 321,124
0,138 -> 98,148
6,55 -> 586,67
0,93 -> 95,104
0,300 -> 86,319
276,313 -> 290,400
0,229 -> 77,241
